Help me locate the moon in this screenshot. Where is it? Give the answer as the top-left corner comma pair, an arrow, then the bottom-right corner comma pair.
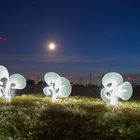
48,43 -> 56,51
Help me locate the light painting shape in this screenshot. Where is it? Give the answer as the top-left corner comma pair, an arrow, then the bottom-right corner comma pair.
43,72 -> 72,101
0,65 -> 26,101
100,72 -> 133,106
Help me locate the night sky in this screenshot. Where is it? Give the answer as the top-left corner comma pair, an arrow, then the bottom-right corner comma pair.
0,0 -> 140,82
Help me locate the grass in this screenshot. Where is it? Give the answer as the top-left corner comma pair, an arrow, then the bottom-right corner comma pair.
0,94 -> 140,140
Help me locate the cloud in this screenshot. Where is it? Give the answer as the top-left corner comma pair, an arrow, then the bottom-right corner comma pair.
133,64 -> 140,68
0,54 -> 99,64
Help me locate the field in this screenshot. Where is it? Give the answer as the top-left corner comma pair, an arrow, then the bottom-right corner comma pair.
0,94 -> 140,140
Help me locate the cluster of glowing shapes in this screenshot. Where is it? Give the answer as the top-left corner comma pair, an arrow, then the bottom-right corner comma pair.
43,72 -> 72,101
100,72 -> 133,106
0,65 -> 26,101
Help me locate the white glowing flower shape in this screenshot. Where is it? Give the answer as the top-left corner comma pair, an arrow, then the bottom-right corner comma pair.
43,72 -> 72,101
100,72 -> 133,106
0,65 -> 26,101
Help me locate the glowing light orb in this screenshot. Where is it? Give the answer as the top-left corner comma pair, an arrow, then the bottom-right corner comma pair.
48,43 -> 56,51
0,35 -> 7,41
100,72 -> 133,106
0,65 -> 26,101
43,72 -> 72,101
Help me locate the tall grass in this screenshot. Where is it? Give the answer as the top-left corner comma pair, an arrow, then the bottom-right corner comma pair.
0,94 -> 140,140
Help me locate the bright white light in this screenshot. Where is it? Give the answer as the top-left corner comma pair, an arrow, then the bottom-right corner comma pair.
100,72 -> 133,106
0,65 -> 26,102
43,72 -> 72,101
48,43 -> 56,51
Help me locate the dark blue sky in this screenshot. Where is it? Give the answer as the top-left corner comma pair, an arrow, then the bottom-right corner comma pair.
0,0 -> 140,79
